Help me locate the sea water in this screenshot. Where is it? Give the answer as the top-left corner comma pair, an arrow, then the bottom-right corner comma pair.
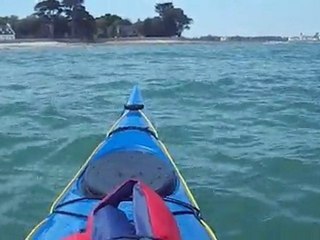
0,42 -> 319,239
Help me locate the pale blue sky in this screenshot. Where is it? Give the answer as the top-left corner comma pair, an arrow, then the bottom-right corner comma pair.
1,0 -> 319,37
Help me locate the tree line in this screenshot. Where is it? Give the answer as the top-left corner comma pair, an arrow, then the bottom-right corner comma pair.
0,1 -> 192,41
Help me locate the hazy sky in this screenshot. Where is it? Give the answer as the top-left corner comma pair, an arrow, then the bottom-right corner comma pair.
1,0 -> 319,37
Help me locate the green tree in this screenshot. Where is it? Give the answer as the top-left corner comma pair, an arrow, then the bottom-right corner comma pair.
96,14 -> 132,38
155,2 -> 174,17
140,17 -> 165,37
53,15 -> 70,38
96,14 -> 122,38
0,15 -> 19,26
96,14 -> 122,27
34,0 -> 62,38
154,2 -> 192,37
166,7 -> 192,37
118,19 -> 132,26
0,15 -> 42,38
134,19 -> 144,36
72,5 -> 96,40
14,16 -> 43,38
62,0 -> 84,37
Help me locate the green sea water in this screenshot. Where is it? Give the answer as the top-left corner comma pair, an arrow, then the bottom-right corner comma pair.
0,42 -> 319,239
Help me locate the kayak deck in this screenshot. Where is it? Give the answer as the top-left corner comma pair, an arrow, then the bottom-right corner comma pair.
26,86 -> 217,240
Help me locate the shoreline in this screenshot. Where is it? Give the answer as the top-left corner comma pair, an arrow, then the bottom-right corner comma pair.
0,37 -> 318,47
0,37 -> 216,45
0,38 -> 218,48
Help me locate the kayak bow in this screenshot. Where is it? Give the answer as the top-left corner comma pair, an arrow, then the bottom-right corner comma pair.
26,86 -> 217,240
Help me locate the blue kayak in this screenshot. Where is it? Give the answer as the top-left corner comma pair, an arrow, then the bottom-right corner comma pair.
26,86 -> 217,240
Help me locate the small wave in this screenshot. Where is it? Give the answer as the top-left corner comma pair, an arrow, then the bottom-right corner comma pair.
263,41 -> 289,45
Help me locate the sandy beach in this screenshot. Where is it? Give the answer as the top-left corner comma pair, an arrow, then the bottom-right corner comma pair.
0,37 -> 213,49
0,37 -> 299,48
0,41 -> 69,49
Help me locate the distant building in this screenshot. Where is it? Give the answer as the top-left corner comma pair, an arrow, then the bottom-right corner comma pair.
288,36 -> 300,41
221,36 -> 228,42
289,32 -> 320,41
0,23 -> 16,41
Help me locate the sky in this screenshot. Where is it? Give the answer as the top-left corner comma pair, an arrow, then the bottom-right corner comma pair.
1,0 -> 319,37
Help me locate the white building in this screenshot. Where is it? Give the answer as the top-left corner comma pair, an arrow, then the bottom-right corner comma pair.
220,36 -> 228,42
0,23 -> 16,41
289,32 -> 320,42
